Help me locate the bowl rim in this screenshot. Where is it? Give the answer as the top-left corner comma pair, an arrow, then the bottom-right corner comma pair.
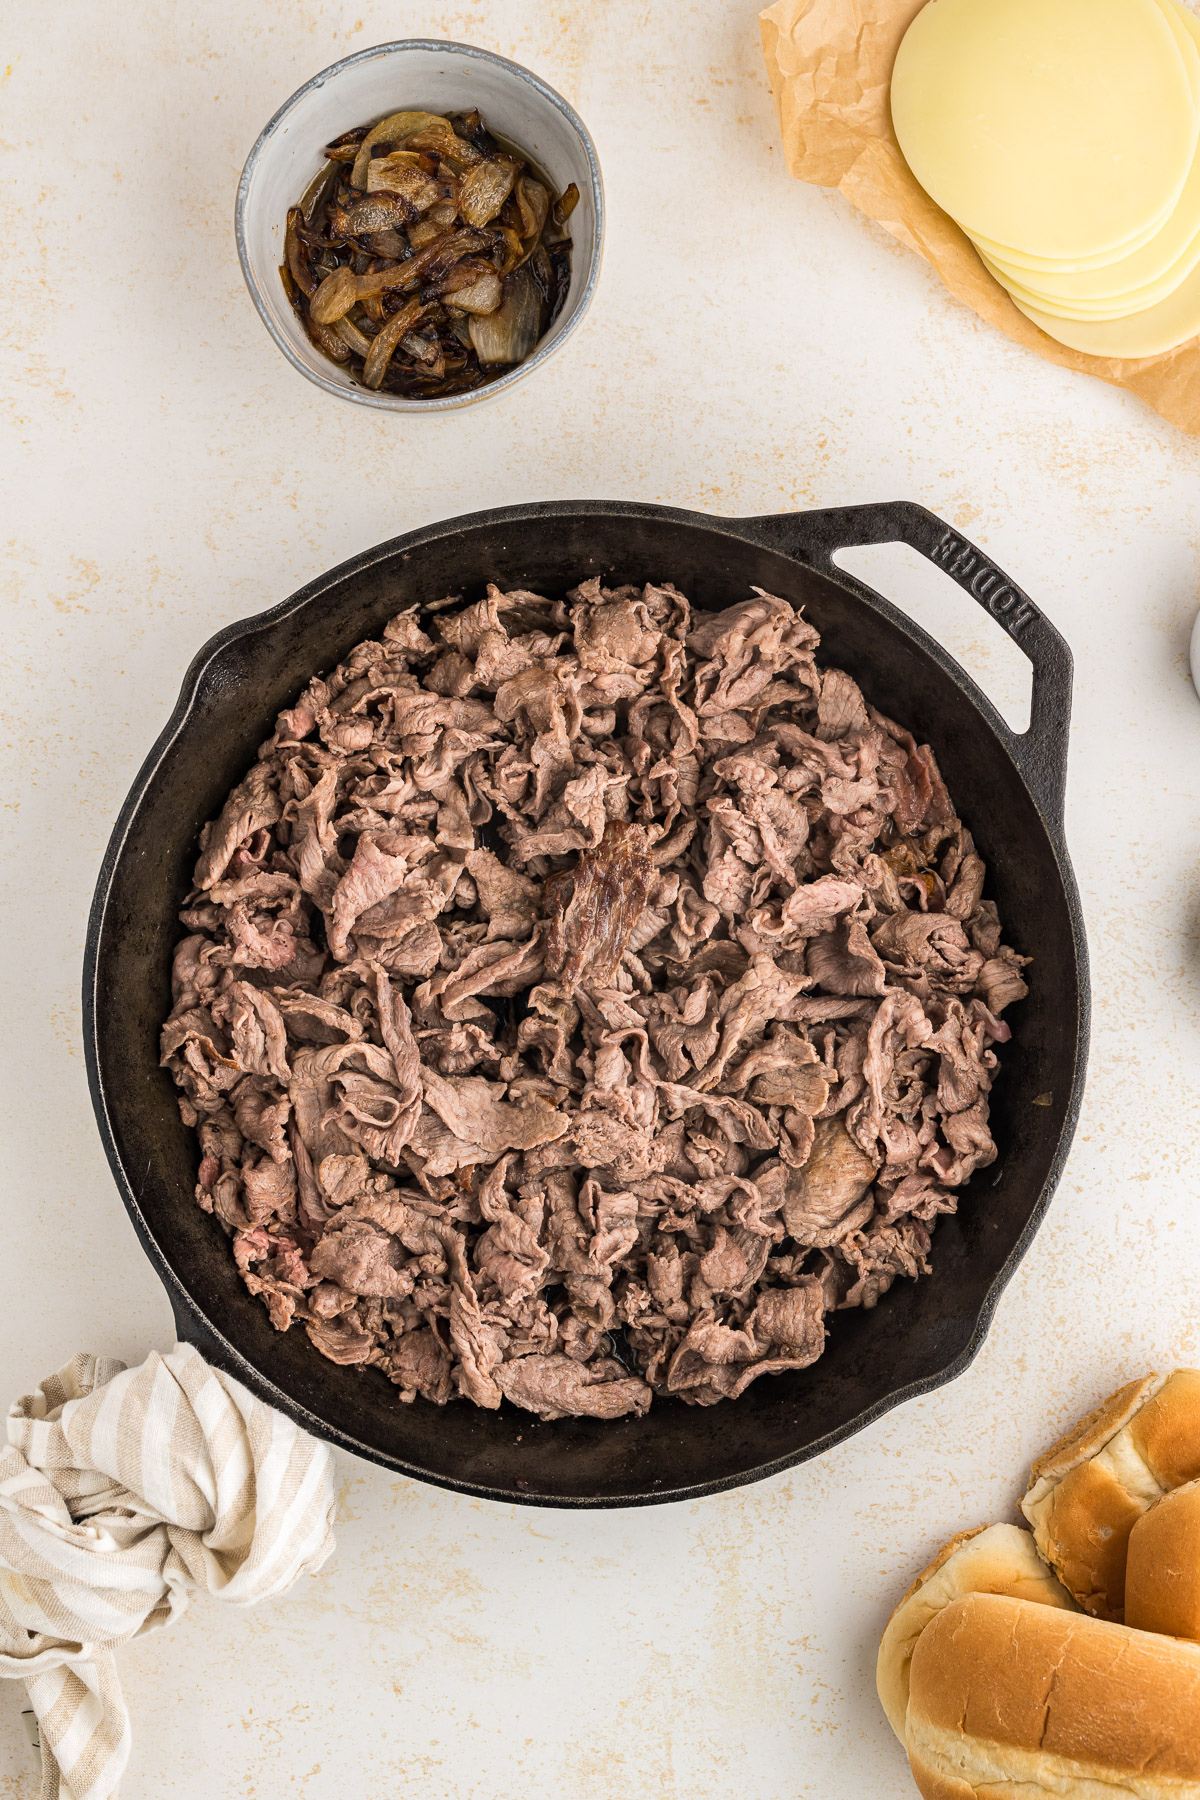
233,37 -> 606,413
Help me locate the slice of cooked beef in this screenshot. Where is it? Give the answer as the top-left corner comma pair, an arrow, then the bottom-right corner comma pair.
772,1117 -> 880,1247
543,820 -> 655,986
494,1353 -> 652,1420
162,579 -> 1024,1418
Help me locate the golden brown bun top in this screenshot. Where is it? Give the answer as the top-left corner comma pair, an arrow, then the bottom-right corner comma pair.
1028,1374 -> 1161,1486
1130,1370 -> 1200,1489
1125,1479 -> 1200,1641
909,1593 -> 1200,1786
891,1525 -> 988,1615
876,1524 -> 1074,1743
1024,1456 -> 1148,1619
1020,1372 -> 1200,1620
1027,1371 -> 1200,1494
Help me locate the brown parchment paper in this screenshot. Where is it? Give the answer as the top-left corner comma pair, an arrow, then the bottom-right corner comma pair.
760,0 -> 1200,434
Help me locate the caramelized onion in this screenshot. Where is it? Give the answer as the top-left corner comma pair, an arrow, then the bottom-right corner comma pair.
309,265 -> 359,324
362,297 -> 431,389
458,158 -> 517,226
281,107 -> 576,397
402,331 -> 445,378
365,228 -> 408,259
349,110 -> 444,188
404,117 -> 483,173
363,156 -> 442,210
284,207 -> 313,297
323,126 -> 366,163
406,218 -> 445,250
334,317 -> 372,358
334,194 -> 416,236
309,320 -> 351,362
514,175 -> 550,241
441,259 -> 504,315
468,263 -> 542,363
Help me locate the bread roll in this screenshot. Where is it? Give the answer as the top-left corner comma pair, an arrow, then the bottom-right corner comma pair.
876,1523 -> 1075,1742
1021,1370 -> 1200,1619
906,1591 -> 1200,1798
1126,1479 -> 1200,1641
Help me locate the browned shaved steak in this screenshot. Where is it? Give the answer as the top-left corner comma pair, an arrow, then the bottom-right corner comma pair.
162,579 -> 1025,1418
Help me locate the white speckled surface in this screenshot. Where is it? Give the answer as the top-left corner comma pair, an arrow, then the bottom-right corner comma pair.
2,4 -> 1200,1796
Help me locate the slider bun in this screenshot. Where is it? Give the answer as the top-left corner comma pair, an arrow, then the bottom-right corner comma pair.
1130,1370 -> 1200,1488
906,1592 -> 1200,1798
1126,1480 -> 1200,1641
1022,1371 -> 1200,1618
875,1524 -> 1075,1743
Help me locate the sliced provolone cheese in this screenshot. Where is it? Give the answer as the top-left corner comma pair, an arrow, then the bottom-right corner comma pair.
1156,0 -> 1200,105
969,200 -> 1181,276
980,229 -> 1200,318
981,185 -> 1200,313
1014,254 -> 1200,356
891,0 -> 1200,261
978,1 -> 1200,306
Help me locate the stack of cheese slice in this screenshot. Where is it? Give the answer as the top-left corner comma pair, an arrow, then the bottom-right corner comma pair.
891,0 -> 1200,358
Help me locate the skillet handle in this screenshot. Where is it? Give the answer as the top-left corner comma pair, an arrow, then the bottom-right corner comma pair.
740,501 -> 1073,827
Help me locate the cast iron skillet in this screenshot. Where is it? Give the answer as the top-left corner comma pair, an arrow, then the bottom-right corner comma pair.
83,500 -> 1089,1507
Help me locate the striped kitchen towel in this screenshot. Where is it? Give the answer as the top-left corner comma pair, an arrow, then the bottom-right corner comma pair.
0,1344 -> 336,1800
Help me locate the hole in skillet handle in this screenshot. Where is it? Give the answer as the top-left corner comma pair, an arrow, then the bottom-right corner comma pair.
834,541 -> 1032,734
740,501 -> 1074,831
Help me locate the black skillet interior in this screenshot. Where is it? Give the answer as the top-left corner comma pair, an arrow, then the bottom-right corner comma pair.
85,501 -> 1088,1505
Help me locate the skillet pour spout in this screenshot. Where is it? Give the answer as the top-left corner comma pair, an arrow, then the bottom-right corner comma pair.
83,499 -> 1089,1506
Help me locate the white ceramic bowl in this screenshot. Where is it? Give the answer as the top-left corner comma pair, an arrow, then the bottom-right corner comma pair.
235,40 -> 604,411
